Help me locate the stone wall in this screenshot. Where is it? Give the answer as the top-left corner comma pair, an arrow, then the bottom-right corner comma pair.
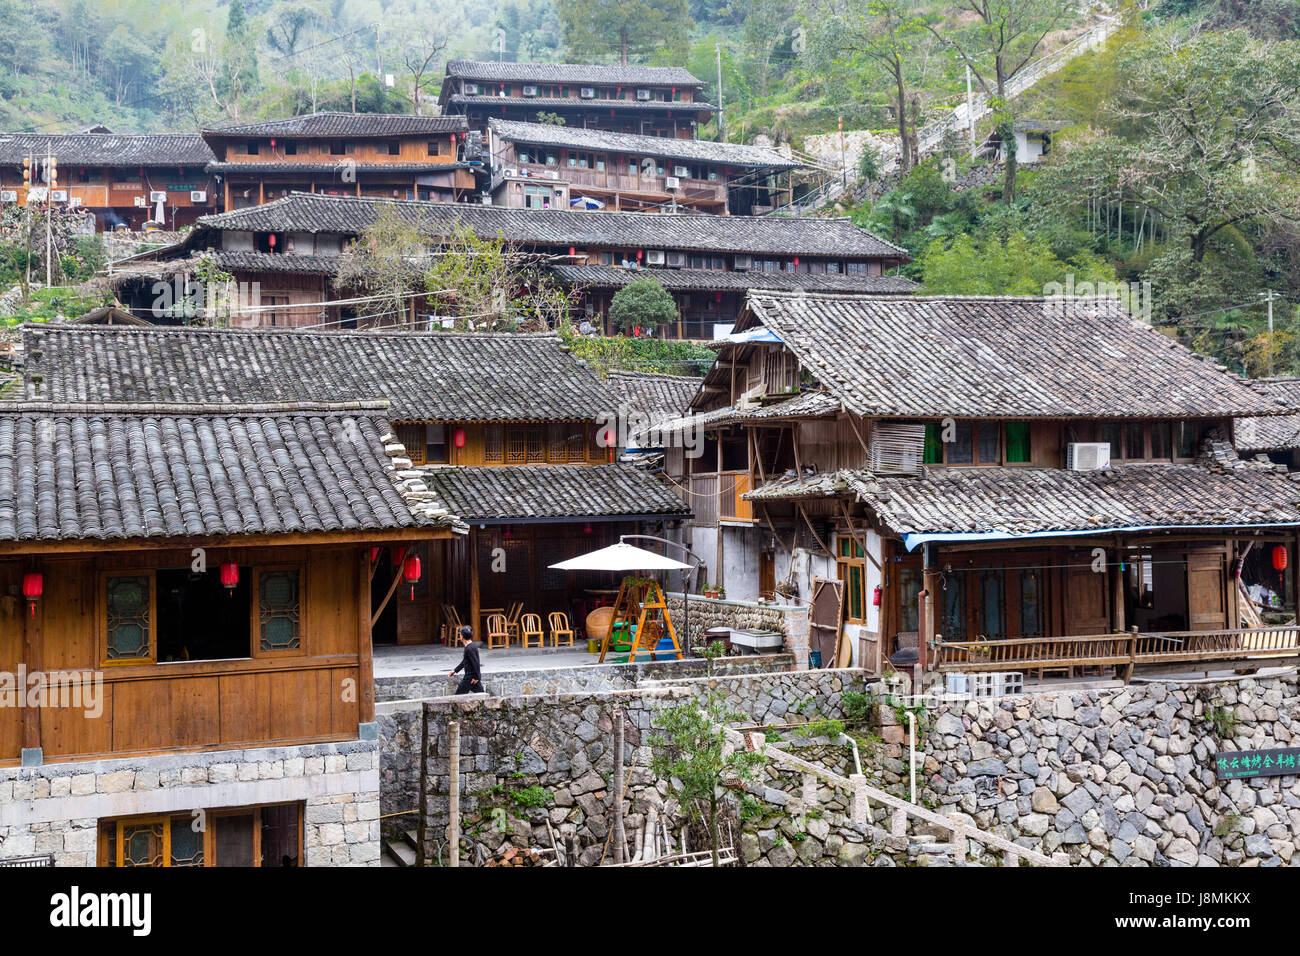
415,668 -> 865,865
664,593 -> 811,667
900,674 -> 1300,866
374,652 -> 794,703
0,739 -> 380,867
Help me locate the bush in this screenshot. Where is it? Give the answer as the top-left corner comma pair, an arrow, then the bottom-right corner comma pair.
608,276 -> 677,335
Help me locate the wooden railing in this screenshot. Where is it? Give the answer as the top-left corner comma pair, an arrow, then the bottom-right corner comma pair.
935,627 -> 1300,673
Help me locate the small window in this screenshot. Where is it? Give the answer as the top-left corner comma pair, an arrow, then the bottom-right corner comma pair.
257,570 -> 301,653
106,574 -> 152,661
246,141 -> 260,155
1149,423 -> 1171,460
157,566 -> 251,662
425,423 -> 448,463
484,424 -> 504,463
837,537 -> 866,624
1100,422 -> 1122,460
385,140 -> 401,156
329,140 -> 346,156
283,140 -> 297,155
948,422 -> 973,464
1125,422 -> 1145,460
977,422 -> 1000,464
1005,421 -> 1031,463
1174,421 -> 1198,459
923,423 -> 943,464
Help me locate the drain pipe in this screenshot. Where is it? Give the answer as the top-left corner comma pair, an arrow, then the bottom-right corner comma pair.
906,710 -> 918,804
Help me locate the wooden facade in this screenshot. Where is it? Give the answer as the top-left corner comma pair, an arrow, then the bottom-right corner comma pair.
0,165 -> 215,231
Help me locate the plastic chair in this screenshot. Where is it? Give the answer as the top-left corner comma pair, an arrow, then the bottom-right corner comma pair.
486,613 -> 510,650
520,613 -> 545,648
548,612 -> 574,647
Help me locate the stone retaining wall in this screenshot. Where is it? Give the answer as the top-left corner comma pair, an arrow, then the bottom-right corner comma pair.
413,668 -> 865,864
900,674 -> 1300,866
0,738 -> 380,867
664,594 -> 811,667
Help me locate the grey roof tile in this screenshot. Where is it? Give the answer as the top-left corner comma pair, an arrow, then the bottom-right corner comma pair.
203,112 -> 468,138
553,264 -> 916,293
444,60 -> 704,87
491,118 -> 797,168
606,370 -> 701,421
0,133 -> 214,166
1235,378 -> 1300,452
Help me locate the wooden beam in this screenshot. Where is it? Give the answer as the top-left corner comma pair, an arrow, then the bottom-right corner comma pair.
371,546 -> 410,629
469,527 -> 482,642
358,547 -> 375,723
0,526 -> 454,557
22,572 -> 41,755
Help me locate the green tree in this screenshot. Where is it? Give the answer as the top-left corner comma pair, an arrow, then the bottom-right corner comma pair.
924,0 -> 1075,202
557,0 -> 693,65
334,206 -> 432,329
649,694 -> 764,867
608,276 -> 678,335
919,230 -> 1115,295
219,0 -> 260,113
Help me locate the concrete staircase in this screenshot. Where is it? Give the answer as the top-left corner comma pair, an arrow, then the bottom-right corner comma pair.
383,828 -> 420,867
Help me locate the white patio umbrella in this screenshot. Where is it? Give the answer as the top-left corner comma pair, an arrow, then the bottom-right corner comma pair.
548,541 -> 691,572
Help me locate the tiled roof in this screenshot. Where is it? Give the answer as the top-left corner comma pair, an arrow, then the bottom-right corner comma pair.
193,193 -> 909,258
0,133 -> 214,166
552,264 -> 917,293
1235,378 -> 1300,452
745,470 -> 856,501
448,95 -> 715,113
418,463 -> 690,522
0,402 -> 459,542
17,325 -> 615,424
203,112 -> 468,138
205,161 -> 465,174
195,251 -> 341,274
607,370 -> 701,421
643,390 -> 840,441
742,292 -> 1290,419
445,60 -> 704,87
490,118 -> 797,169
844,462 -> 1300,538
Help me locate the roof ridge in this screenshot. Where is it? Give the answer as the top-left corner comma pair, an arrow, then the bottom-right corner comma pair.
4,400 -> 392,415
24,323 -> 563,342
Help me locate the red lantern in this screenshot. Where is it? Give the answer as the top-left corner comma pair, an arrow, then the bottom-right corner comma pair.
583,522 -> 593,534
872,585 -> 882,607
22,571 -> 42,617
220,561 -> 239,591
368,547 -> 380,564
1273,545 -> 1288,572
268,233 -> 277,249
403,554 -> 422,601
453,428 -> 466,449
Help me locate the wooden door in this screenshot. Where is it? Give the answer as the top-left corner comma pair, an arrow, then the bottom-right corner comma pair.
759,551 -> 775,599
1065,552 -> 1110,634
1187,552 -> 1228,630
808,577 -> 843,668
396,543 -> 433,644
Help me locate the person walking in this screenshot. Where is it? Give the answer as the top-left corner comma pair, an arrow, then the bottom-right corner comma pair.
449,625 -> 484,695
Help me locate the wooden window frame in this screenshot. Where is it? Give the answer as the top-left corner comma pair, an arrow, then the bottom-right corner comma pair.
252,564 -> 308,659
99,563 -> 307,666
925,421 -> 1010,467
1097,420 -> 1178,464
101,802 -> 303,868
836,537 -> 867,626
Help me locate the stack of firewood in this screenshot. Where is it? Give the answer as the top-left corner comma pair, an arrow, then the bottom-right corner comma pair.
483,847 -> 547,867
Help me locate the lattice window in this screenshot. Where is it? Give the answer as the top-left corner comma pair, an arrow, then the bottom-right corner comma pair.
506,425 -> 545,463
258,570 -> 301,652
395,423 -> 427,465
483,424 -> 504,463
548,424 -> 568,462
106,575 -> 151,661
120,821 -> 165,867
169,817 -> 204,867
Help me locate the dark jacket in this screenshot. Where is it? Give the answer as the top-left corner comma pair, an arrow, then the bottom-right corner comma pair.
453,641 -> 482,685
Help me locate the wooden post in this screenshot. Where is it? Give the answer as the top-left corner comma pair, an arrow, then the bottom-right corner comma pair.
1111,539 -> 1126,636
612,709 -> 627,864
357,548 -> 375,723
22,573 -> 41,758
448,720 -> 461,868
469,528 -> 482,642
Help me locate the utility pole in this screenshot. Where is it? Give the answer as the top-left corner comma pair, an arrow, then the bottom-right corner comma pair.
715,44 -> 725,140
44,144 -> 54,290
838,115 -> 846,186
1261,289 -> 1279,375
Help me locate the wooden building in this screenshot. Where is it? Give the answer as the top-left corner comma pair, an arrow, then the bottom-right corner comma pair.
0,132 -> 217,231
487,118 -> 801,215
16,323 -> 689,648
439,60 -> 715,137
113,193 -> 912,335
652,291 -> 1300,680
0,396 -> 460,866
202,113 -> 477,209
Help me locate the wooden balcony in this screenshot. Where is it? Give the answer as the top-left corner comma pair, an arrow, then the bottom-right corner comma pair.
684,471 -> 753,526
933,626 -> 1300,679
514,162 -> 727,206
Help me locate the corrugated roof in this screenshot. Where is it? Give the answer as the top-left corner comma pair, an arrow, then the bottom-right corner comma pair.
0,402 -> 459,542
203,112 -> 468,138
419,463 -> 689,522
0,133 -> 214,166
444,60 -> 704,87
17,325 -> 616,424
741,292 -> 1290,419
192,193 -> 908,258
490,118 -> 797,169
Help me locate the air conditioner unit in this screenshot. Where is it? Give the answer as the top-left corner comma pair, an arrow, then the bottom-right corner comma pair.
522,85 -> 539,97
150,190 -> 167,202
645,249 -> 666,266
579,87 -> 596,99
545,171 -> 559,180
464,83 -> 480,95
733,254 -> 753,271
635,88 -> 652,100
190,190 -> 207,203
666,251 -> 686,268
1066,442 -> 1112,471
673,165 -> 689,178
1,190 -> 17,203
664,176 -> 681,190
504,168 -> 518,178
49,189 -> 68,202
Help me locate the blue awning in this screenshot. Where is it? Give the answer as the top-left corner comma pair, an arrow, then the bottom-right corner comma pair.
903,520 -> 1300,552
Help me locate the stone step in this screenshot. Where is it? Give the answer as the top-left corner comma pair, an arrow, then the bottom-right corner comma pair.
403,828 -> 420,851
384,839 -> 417,867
